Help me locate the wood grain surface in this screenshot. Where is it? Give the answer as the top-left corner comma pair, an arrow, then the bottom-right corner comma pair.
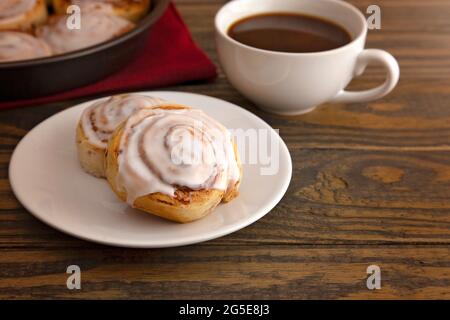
0,0 -> 449,299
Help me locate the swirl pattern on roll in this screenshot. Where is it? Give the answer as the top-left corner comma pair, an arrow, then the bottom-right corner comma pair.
116,107 -> 241,204
36,11 -> 134,54
0,31 -> 51,62
80,94 -> 166,148
0,0 -> 35,20
0,0 -> 47,31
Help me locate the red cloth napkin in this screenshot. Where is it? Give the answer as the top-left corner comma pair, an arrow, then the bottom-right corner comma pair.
0,3 -> 217,110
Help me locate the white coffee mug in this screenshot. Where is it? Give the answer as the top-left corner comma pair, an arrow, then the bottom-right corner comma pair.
215,0 -> 400,115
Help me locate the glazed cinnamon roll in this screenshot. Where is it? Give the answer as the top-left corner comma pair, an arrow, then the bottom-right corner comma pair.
36,12 -> 134,55
53,0 -> 151,22
0,0 -> 48,31
77,94 -> 166,178
105,104 -> 242,223
0,31 -> 51,62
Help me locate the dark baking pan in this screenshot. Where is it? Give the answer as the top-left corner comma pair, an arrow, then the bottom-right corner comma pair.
0,0 -> 170,101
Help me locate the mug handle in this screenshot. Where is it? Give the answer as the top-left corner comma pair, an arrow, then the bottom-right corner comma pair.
330,49 -> 400,103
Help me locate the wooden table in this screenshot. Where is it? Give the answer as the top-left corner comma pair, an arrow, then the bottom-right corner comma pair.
1,0 -> 449,299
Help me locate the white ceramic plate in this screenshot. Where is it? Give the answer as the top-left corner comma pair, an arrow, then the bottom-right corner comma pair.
9,91 -> 292,248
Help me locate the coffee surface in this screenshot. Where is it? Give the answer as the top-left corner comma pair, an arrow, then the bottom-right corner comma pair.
228,13 -> 351,53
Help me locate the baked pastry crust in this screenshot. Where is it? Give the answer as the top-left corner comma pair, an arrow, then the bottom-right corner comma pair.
0,0 -> 48,31
105,105 -> 242,223
76,121 -> 106,178
53,0 -> 151,22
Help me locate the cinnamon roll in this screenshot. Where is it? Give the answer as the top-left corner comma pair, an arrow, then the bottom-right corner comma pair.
36,11 -> 134,55
0,0 -> 48,31
105,104 -> 242,223
0,31 -> 51,62
53,0 -> 151,22
76,94 -> 166,178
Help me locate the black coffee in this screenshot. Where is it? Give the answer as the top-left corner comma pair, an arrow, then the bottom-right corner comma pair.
228,13 -> 351,53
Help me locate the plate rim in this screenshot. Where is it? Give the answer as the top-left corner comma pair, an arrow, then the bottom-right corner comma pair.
9,91 -> 293,248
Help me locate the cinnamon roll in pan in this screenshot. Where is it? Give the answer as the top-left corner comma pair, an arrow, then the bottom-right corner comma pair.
53,0 -> 151,22
36,12 -> 135,55
76,94 -> 166,178
105,105 -> 242,223
0,0 -> 48,31
0,0 -> 169,100
0,31 -> 51,62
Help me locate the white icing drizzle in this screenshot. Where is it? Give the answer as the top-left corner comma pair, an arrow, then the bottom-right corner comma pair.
36,11 -> 134,54
81,94 -> 166,148
0,31 -> 51,62
0,0 -> 35,21
116,107 -> 241,205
